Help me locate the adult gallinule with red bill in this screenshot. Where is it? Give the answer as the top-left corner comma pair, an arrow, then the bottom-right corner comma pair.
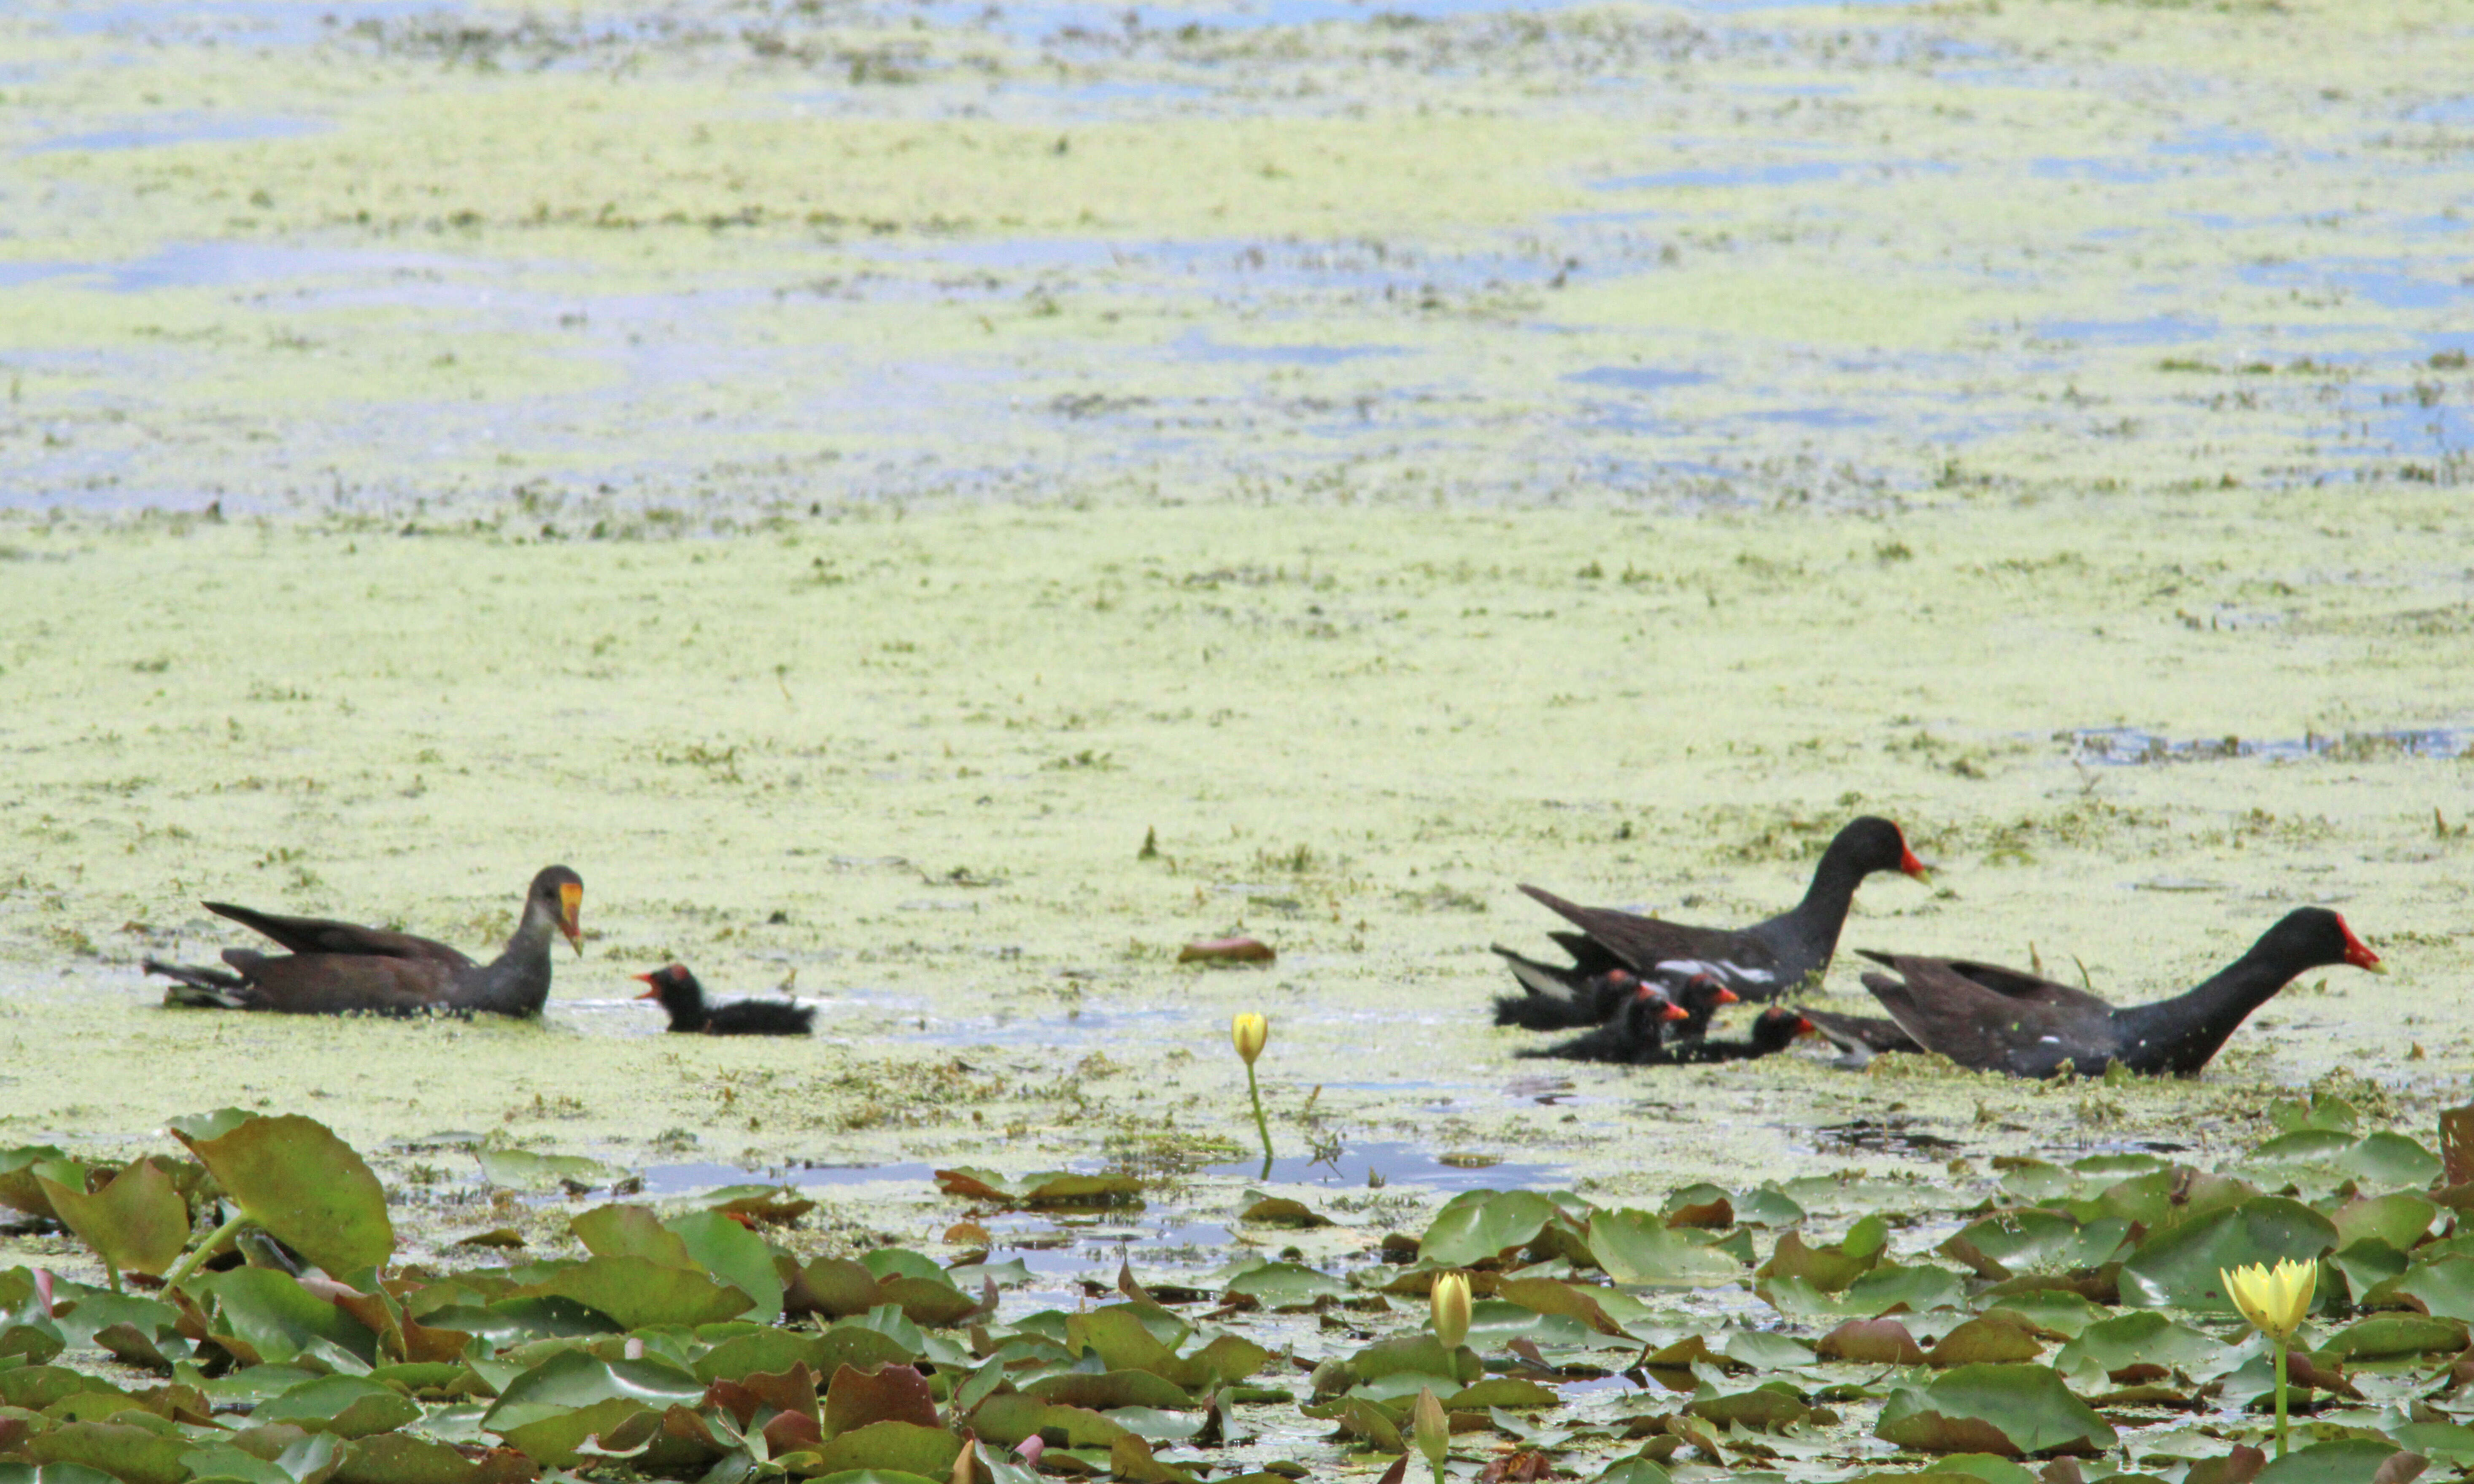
146,866 -> 583,1016
1855,908 -> 2384,1078
635,964 -> 816,1036
1509,816 -> 1929,1003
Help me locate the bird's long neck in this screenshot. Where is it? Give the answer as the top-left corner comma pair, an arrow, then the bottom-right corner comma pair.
2110,942 -> 2315,1075
464,904 -> 560,1016
1765,843 -> 1866,972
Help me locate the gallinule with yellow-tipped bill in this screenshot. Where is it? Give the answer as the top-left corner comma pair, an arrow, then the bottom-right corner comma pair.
146,867 -> 583,1016
1855,907 -> 2384,1078
636,964 -> 816,1036
1508,816 -> 1929,1003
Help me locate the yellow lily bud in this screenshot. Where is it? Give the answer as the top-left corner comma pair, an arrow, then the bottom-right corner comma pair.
2221,1258 -> 2316,1340
1430,1271 -> 1472,1351
1232,1012 -> 1268,1067
1411,1386 -> 1450,1468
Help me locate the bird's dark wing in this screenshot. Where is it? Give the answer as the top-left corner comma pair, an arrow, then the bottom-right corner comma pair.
1860,956 -> 2119,1077
1518,886 -> 1784,990
205,902 -> 476,969
1797,1006 -> 1920,1055
218,950 -> 462,1014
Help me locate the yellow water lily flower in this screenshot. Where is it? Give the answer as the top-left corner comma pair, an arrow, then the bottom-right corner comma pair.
2221,1258 -> 2315,1340
1430,1271 -> 1472,1351
1231,1012 -> 1268,1066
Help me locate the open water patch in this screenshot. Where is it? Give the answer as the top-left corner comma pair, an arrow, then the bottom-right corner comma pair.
2055,724 -> 2472,766
21,114 -> 328,154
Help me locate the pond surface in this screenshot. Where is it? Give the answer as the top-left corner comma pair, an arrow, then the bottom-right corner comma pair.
0,0 -> 2468,1337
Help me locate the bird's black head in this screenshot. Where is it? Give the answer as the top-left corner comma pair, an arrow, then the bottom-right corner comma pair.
2252,908 -> 2384,975
1823,816 -> 1931,883
632,962 -> 705,1018
1753,1007 -> 1819,1050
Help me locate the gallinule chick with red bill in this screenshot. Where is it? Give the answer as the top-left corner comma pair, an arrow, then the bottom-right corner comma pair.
1856,907 -> 2384,1078
1507,816 -> 1929,1006
1519,976 -> 1692,1064
636,964 -> 815,1036
1667,1007 -> 1821,1064
146,867 -> 582,1016
1490,950 -> 1740,1035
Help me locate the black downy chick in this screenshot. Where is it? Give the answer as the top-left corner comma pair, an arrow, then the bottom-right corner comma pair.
634,964 -> 815,1036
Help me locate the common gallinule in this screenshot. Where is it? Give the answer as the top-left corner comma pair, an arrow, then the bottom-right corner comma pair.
1518,978 -> 1691,1064
1855,908 -> 2385,1078
145,866 -> 582,1016
635,964 -> 815,1036
1509,816 -> 1929,1003
1492,944 -> 1745,1034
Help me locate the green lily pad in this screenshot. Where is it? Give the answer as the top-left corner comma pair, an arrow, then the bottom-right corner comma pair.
1817,1317 -> 1926,1365
175,1115 -> 394,1277
24,1422 -> 192,1484
513,1255 -> 752,1329
2118,1197 -> 2337,1312
2324,1314 -> 2467,1358
2390,1257 -> 2474,1322
809,1421 -> 964,1478
1025,1371 -> 1193,1411
1734,1187 -> 1808,1228
2331,1194 -> 2438,1253
37,1161 -> 190,1278
1684,1379 -> 1810,1431
1875,1364 -> 2118,1458
2253,1440 -> 2417,1484
2251,1130 -> 2356,1164
1222,1263 -> 1346,1312
2052,1312 -> 2231,1380
481,1347 -> 704,1439
476,1149 -> 615,1190
333,1432 -> 493,1484
569,1204 -> 693,1267
666,1209 -> 785,1322
1421,1191 -> 1561,1267
193,1267 -> 379,1367
965,1394 -> 1133,1449
931,1168 -> 1142,1209
2338,1134 -> 2442,1188
1926,1318 -> 2043,1367
0,1146 -> 83,1222
1446,1377 -> 1557,1411
1588,1209 -> 1743,1287
251,1374 -> 423,1438
1759,1216 -> 1889,1293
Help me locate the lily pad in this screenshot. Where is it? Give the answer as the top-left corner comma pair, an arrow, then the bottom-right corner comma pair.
1223,1263 -> 1346,1312
2118,1197 -> 2336,1312
1422,1191 -> 1561,1268
931,1169 -> 1143,1209
175,1115 -> 394,1277
666,1209 -> 786,1322
2253,1441 -> 2420,1484
1875,1364 -> 2118,1458
476,1149 -> 615,1190
251,1375 -> 424,1438
512,1255 -> 753,1329
1587,1209 -> 1743,1287
37,1161 -> 190,1279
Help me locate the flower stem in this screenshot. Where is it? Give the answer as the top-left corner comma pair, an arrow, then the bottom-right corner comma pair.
1245,1062 -> 1273,1178
163,1211 -> 250,1291
2272,1343 -> 2289,1458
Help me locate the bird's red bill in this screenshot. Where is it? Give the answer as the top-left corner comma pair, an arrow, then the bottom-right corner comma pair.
558,882 -> 585,953
1659,1003 -> 1689,1022
1899,845 -> 1930,881
1713,986 -> 1741,1005
2336,915 -> 2385,973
